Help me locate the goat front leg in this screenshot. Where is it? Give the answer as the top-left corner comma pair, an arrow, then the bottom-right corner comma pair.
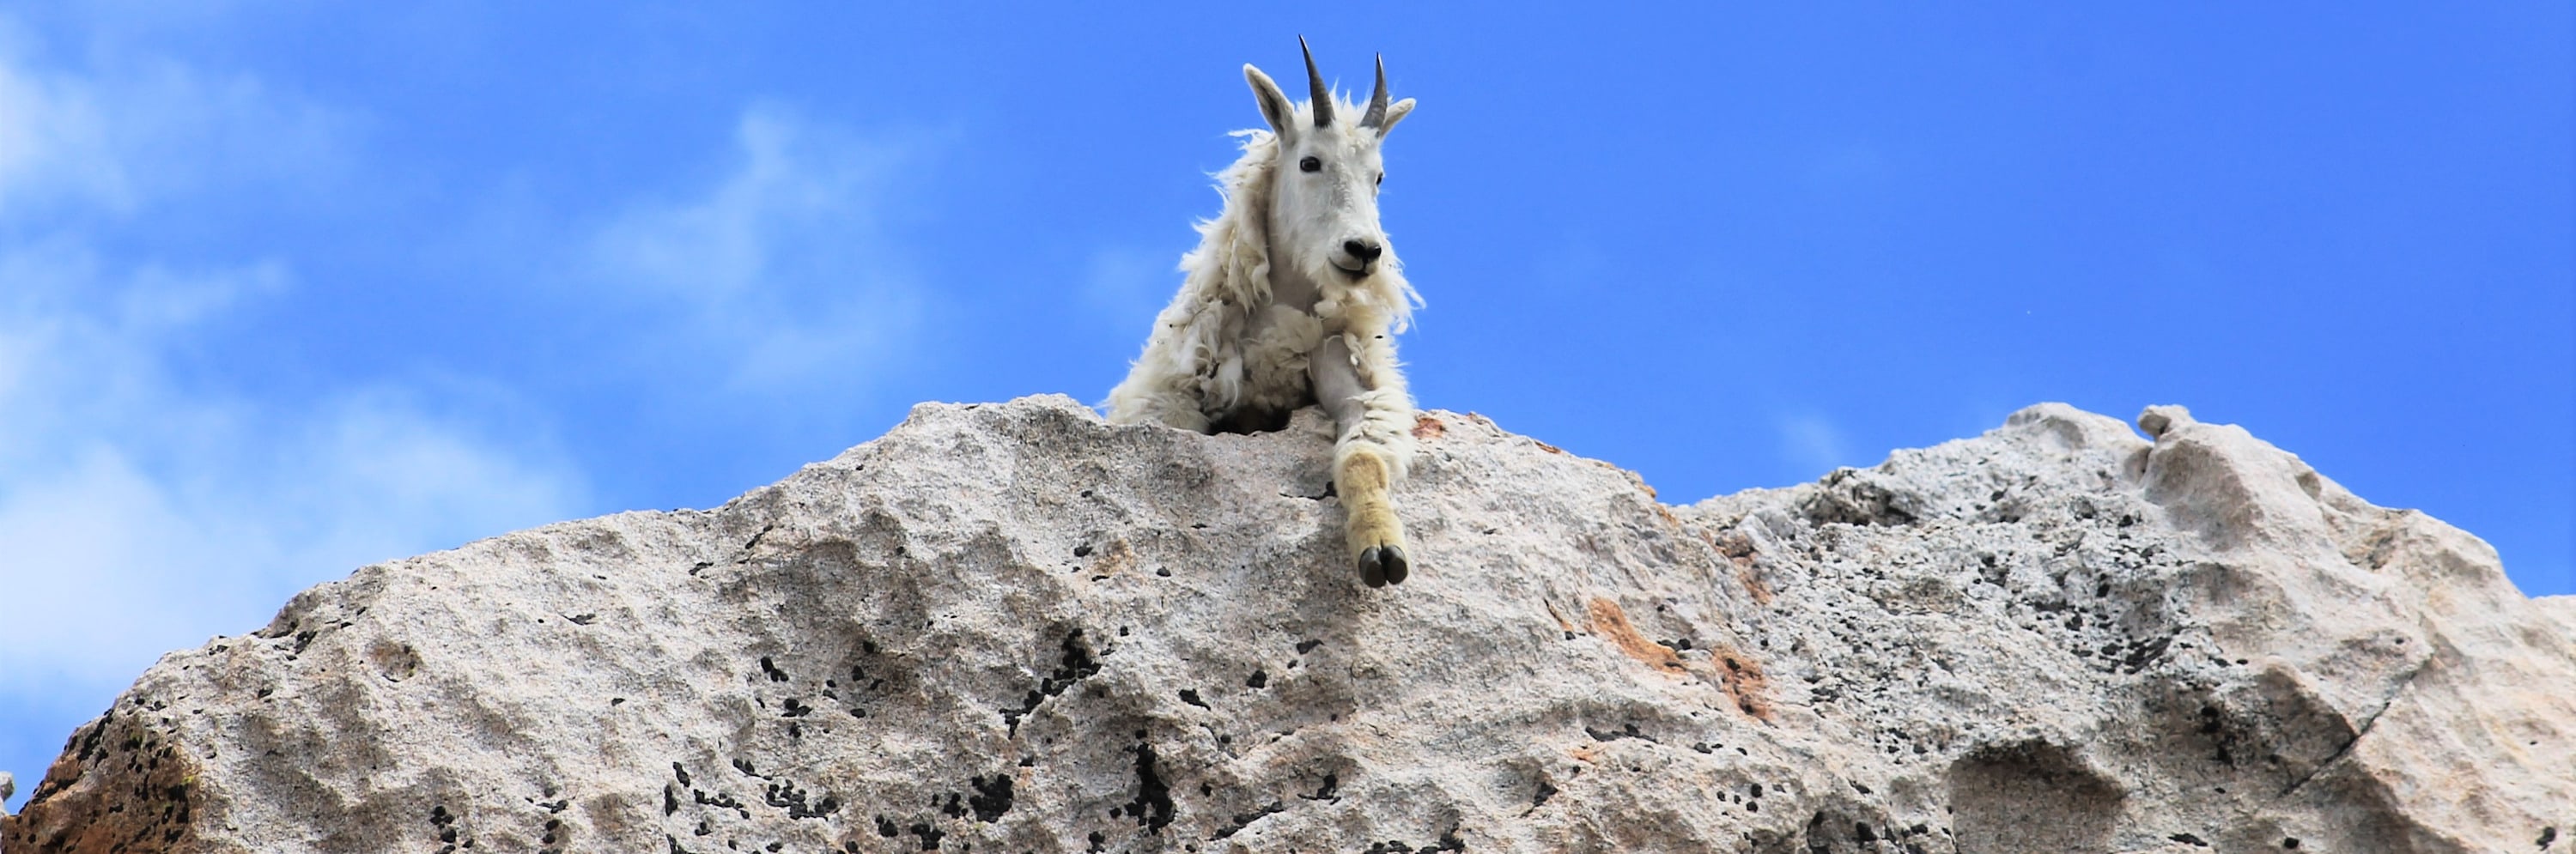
1312,335 -> 1415,586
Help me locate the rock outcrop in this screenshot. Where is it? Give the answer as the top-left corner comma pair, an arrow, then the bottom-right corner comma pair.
5,397 -> 2571,853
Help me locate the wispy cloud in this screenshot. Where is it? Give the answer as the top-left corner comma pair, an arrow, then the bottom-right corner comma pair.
0,25 -> 349,219
1775,411 -> 1854,477
1082,245 -> 1176,319
588,104 -> 928,395
0,18 -> 582,800
0,242 -> 584,697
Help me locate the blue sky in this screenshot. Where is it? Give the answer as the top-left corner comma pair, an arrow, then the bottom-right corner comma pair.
2,3 -> 2567,808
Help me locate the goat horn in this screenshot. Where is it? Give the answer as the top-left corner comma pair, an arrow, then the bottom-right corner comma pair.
1299,36 -> 1334,127
1360,53 -> 1389,128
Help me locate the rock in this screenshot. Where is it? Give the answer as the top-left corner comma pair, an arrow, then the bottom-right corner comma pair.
1,770 -> 13,805
4,396 -> 2569,853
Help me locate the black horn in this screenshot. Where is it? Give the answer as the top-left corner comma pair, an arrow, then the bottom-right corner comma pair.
1299,36 -> 1334,127
1360,53 -> 1390,129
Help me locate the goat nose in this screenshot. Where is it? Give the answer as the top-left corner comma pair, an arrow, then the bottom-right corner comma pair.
1344,239 -> 1383,263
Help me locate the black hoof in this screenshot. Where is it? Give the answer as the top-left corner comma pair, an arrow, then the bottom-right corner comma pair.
1359,545 -> 1408,587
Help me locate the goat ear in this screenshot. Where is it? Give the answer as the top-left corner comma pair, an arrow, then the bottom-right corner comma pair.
1244,64 -> 1296,136
1371,98 -> 1416,139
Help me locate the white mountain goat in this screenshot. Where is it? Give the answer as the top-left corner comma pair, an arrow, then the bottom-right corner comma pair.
1105,40 -> 1423,587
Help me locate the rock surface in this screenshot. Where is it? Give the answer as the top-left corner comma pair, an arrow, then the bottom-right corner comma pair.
5,397 -> 2571,853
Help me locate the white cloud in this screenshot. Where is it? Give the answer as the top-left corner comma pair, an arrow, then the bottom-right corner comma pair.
0,18 -> 581,758
0,27 -> 349,218
0,18 -> 939,802
588,105 -> 927,395
0,49 -> 127,213
1777,412 -> 1854,477
1083,245 -> 1176,319
0,243 -> 584,697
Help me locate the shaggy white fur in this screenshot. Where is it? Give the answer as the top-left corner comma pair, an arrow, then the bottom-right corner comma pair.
1104,49 -> 1423,585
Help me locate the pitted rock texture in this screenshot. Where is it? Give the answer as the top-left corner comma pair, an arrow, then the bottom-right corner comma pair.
4,397 -> 2571,853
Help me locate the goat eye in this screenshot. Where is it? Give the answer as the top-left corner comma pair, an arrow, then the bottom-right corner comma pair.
1299,156 -> 1321,173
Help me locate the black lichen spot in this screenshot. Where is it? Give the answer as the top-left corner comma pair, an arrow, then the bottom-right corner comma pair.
2122,636 -> 2175,674
1126,741 -> 1176,833
1004,629 -> 1104,732
672,762 -> 692,786
875,816 -> 898,838
2168,833 -> 2209,847
732,757 -> 758,776
1849,780 -> 1873,795
762,778 -> 837,819
1245,669 -> 1268,688
1365,841 -> 1430,854
1178,689 -> 1208,708
781,698 -> 813,718
2540,827 -> 2559,850
907,822 -> 943,851
691,790 -> 749,821
427,803 -> 457,848
663,786 -> 679,815
568,613 -> 598,626
72,712 -> 114,762
1296,639 -> 1322,654
968,774 -> 1015,821
2282,839 -> 2300,850
1304,772 -> 1340,803
1528,779 -> 1557,808
759,657 -> 790,682
1213,802 -> 1283,839
1584,723 -> 1651,742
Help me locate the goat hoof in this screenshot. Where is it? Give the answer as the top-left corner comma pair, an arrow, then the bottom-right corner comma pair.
1358,545 -> 1408,587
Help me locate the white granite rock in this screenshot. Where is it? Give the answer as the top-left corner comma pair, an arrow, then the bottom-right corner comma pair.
6,397 -> 2569,853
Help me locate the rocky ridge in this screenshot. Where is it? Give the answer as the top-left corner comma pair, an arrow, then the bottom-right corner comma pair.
4,397 -> 2571,853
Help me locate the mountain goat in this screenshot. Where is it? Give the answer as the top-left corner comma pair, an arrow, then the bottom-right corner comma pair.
1104,39 -> 1423,587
